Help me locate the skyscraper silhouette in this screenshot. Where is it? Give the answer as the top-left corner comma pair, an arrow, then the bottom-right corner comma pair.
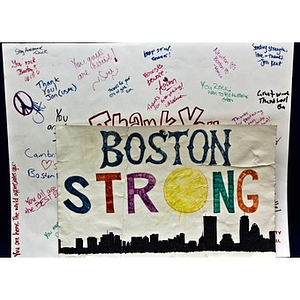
203,216 -> 217,250
58,215 -> 275,255
240,215 -> 250,250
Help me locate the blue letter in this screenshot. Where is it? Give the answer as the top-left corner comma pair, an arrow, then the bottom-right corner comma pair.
168,130 -> 189,165
124,132 -> 146,165
146,132 -> 168,164
187,129 -> 209,164
100,130 -> 123,168
209,129 -> 231,166
64,176 -> 91,214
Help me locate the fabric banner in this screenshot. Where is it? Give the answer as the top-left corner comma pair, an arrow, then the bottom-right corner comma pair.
57,125 -> 276,256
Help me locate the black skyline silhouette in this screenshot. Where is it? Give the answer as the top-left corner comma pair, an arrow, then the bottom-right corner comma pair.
58,215 -> 275,255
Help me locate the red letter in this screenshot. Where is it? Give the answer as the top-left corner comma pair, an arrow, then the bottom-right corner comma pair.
237,169 -> 259,213
96,173 -> 121,213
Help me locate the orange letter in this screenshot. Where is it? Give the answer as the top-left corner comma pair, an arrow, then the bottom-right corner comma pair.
237,169 -> 259,213
96,173 -> 121,213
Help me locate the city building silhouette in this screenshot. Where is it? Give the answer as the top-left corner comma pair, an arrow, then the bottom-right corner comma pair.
58,215 -> 275,255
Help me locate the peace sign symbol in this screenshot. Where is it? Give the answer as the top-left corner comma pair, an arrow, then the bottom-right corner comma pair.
13,91 -> 34,116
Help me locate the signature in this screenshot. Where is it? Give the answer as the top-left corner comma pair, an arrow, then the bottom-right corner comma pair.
92,67 -> 119,91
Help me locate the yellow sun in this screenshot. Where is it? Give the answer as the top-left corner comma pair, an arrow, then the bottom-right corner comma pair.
163,168 -> 208,213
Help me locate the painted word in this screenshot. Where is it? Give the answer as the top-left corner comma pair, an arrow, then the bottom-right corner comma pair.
25,186 -> 58,214
36,77 -> 77,101
143,45 -> 172,61
231,110 -> 271,125
15,46 -> 48,56
13,91 -> 46,124
11,56 -> 41,82
63,169 -> 259,215
212,47 -> 237,79
200,80 -> 248,102
252,43 -> 288,67
88,106 -> 219,127
257,89 -> 289,110
108,76 -> 133,98
99,128 -> 231,168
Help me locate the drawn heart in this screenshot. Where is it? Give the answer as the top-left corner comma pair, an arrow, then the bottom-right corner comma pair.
41,159 -> 52,170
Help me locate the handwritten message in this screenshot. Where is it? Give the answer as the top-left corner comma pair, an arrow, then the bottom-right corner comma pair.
46,108 -> 69,142
11,56 -> 41,82
25,186 -> 58,214
44,222 -> 59,240
36,77 -> 77,101
108,76 -> 133,98
15,45 -> 48,56
11,162 -> 21,257
143,45 -> 172,61
200,80 -> 248,102
24,147 -> 57,180
212,47 -> 237,79
144,64 -> 186,110
252,43 -> 288,67
257,89 -> 289,110
231,110 -> 271,125
70,48 -> 119,91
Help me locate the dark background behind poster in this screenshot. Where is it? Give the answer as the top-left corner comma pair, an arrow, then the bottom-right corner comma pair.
288,43 -> 300,257
0,44 -> 10,257
0,43 -> 299,257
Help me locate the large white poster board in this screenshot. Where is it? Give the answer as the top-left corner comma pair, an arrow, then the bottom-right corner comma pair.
3,43 -> 293,257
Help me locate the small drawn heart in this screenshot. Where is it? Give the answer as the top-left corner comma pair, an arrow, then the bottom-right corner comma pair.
41,159 -> 52,170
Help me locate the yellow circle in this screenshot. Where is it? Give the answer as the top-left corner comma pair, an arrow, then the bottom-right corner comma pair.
164,168 -> 208,213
